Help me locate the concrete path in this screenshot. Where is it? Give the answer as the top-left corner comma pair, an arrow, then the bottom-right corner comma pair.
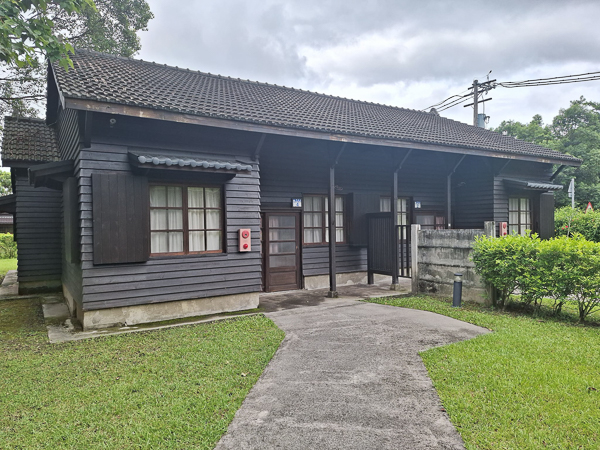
216,299 -> 489,450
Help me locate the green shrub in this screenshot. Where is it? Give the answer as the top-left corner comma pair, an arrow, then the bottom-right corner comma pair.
0,233 -> 17,259
555,206 -> 600,242
472,233 -> 600,322
537,236 -> 575,313
472,233 -> 539,308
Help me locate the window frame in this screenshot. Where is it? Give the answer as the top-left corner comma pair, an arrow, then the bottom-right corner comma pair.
302,194 -> 346,246
380,197 -> 411,227
149,182 -> 224,257
508,196 -> 532,236
414,212 -> 446,230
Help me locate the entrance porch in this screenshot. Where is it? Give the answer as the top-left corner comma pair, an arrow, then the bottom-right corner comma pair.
259,278 -> 411,313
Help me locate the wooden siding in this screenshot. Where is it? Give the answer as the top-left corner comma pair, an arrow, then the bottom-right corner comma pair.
302,245 -> 367,276
62,177 -> 83,308
57,108 -> 80,161
14,169 -> 62,289
493,161 -> 553,235
260,137 -> 448,277
453,157 -> 494,229
78,118 -> 262,311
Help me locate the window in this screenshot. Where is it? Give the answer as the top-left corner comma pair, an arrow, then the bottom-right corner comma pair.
380,197 -> 410,239
303,195 -> 344,244
150,185 -> 223,255
416,213 -> 446,230
509,197 -> 531,235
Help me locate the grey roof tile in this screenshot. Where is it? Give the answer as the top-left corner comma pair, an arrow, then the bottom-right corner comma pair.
133,153 -> 253,171
53,49 -> 580,164
1,117 -> 59,163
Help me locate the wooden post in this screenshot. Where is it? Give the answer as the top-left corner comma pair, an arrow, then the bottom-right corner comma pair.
411,224 -> 420,294
391,170 -> 399,288
327,164 -> 337,297
447,175 -> 452,229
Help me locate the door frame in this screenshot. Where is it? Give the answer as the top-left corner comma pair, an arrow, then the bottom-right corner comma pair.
261,209 -> 302,292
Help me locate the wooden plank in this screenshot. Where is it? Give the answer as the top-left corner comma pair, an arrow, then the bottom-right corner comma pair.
83,284 -> 262,310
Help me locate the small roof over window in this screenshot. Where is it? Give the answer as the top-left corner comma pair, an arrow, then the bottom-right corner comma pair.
128,152 -> 253,174
502,178 -> 563,191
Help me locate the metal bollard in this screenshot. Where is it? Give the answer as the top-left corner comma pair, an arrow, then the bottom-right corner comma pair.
452,273 -> 463,307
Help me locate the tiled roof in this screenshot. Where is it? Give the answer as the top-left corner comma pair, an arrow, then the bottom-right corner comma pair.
132,153 -> 253,171
53,49 -> 580,164
1,116 -> 59,163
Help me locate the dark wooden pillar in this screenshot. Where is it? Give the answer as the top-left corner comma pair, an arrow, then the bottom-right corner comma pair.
328,164 -> 337,297
446,175 -> 452,228
391,170 -> 399,286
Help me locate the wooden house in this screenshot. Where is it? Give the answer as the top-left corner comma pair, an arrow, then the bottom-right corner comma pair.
0,50 -> 580,329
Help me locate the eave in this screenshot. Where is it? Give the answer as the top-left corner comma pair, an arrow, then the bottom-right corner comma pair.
64,97 -> 582,167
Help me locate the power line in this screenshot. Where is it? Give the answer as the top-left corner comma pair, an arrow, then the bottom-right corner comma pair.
498,71 -> 600,88
423,70 -> 600,114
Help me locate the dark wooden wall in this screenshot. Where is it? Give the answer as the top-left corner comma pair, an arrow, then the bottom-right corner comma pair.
453,156 -> 494,229
260,137 -> 448,278
76,114 -> 261,311
57,107 -> 80,161
13,169 -> 62,293
58,108 -> 84,308
62,176 -> 83,309
493,160 -> 553,234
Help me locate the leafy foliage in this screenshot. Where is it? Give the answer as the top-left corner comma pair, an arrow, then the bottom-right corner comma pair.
0,0 -> 94,70
0,171 -> 11,195
555,206 -> 600,242
472,233 -> 600,322
493,97 -> 600,209
0,0 -> 153,120
0,232 -> 16,258
471,232 -> 539,307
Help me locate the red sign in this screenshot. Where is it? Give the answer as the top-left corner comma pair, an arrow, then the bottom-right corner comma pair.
586,202 -> 594,213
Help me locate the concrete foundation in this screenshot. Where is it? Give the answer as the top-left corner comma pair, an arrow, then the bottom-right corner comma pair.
81,292 -> 260,330
304,272 -> 392,290
62,284 -> 78,318
19,279 -> 62,295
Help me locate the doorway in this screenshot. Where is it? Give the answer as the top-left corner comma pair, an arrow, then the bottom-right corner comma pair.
263,211 -> 301,292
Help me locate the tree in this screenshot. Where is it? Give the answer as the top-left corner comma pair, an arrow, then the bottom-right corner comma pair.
0,170 -> 11,195
492,114 -> 552,146
550,98 -> 600,208
0,0 -> 95,70
0,0 -> 153,119
493,97 -> 600,208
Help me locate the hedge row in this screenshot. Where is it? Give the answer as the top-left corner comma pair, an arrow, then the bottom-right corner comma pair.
555,206 -> 600,242
0,233 -> 17,259
472,233 -> 600,322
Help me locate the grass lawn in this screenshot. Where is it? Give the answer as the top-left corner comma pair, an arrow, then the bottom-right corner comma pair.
0,298 -> 284,449
0,257 -> 17,277
367,296 -> 600,450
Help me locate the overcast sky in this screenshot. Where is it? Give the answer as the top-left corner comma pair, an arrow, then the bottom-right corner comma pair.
136,0 -> 600,129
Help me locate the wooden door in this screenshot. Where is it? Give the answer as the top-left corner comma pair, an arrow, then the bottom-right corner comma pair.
263,211 -> 301,292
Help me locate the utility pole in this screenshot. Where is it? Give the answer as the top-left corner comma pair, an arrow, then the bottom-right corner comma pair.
472,79 -> 478,127
464,79 -> 495,127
